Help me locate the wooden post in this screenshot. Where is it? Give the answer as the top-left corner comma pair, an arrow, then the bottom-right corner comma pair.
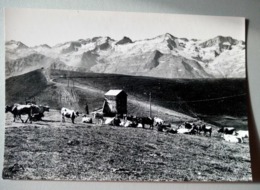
149,92 -> 152,118
59,91 -> 62,103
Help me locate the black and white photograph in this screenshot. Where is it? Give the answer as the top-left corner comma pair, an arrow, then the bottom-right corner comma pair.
3,8 -> 251,181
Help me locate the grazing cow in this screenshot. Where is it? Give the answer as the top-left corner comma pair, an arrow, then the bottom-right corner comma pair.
218,127 -> 235,134
137,117 -> 154,129
201,124 -> 212,137
82,115 -> 93,124
5,104 -> 33,123
154,117 -> 164,126
222,134 -> 243,143
61,107 -> 79,124
235,130 -> 249,138
92,112 -> 105,124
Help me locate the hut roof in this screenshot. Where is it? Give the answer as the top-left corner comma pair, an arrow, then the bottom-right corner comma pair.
105,90 -> 125,96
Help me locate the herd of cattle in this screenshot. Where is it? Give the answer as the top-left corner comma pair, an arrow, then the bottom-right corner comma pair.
5,104 -> 249,144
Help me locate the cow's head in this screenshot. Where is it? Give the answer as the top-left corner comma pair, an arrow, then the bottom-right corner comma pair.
218,127 -> 224,133
44,106 -> 50,112
5,105 -> 13,113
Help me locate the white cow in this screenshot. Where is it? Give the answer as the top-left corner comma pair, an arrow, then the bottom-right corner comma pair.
61,107 -> 79,124
104,117 -> 115,125
154,117 -> 164,126
234,130 -> 249,138
82,115 -> 93,124
177,128 -> 192,134
222,134 -> 243,143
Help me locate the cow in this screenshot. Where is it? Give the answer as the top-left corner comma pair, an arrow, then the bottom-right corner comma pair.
222,134 -> 243,143
157,123 -> 171,132
192,123 -> 202,135
137,117 -> 154,129
31,105 -> 50,121
92,112 -> 105,124
201,124 -> 212,137
189,126 -> 198,135
82,115 -> 93,124
234,130 -> 249,138
61,107 -> 79,124
5,104 -> 33,123
177,128 -> 192,134
166,128 -> 178,134
120,120 -> 131,127
154,117 -> 164,126
184,122 -> 193,129
218,127 -> 235,134
113,116 -> 121,126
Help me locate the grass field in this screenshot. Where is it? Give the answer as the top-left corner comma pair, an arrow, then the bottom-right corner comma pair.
2,110 -> 252,181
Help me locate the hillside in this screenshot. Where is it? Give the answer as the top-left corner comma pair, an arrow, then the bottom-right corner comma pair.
51,70 -> 247,117
5,69 -> 104,112
5,34 -> 245,79
3,110 -> 252,181
6,69 -> 247,129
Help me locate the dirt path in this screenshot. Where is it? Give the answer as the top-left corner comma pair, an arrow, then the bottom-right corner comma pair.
50,78 -> 194,121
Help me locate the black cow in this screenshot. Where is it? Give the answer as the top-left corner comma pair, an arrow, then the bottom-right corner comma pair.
201,124 -> 212,137
5,104 -> 33,123
31,105 -> 50,121
137,117 -> 154,129
157,123 -> 171,132
184,122 -> 193,129
218,127 -> 235,134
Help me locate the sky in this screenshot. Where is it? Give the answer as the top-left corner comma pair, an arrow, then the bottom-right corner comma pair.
5,8 -> 245,47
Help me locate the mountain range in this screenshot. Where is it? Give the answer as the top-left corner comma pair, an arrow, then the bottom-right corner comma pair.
5,33 -> 246,79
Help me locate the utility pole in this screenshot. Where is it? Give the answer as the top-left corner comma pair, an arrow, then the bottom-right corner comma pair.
149,92 -> 152,118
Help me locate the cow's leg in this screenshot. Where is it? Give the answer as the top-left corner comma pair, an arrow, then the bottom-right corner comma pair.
18,115 -> 24,123
29,114 -> 32,124
24,113 -> 32,123
25,116 -> 28,123
71,113 -> 75,124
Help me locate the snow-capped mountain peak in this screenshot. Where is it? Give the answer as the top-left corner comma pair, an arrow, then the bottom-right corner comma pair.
5,33 -> 245,79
